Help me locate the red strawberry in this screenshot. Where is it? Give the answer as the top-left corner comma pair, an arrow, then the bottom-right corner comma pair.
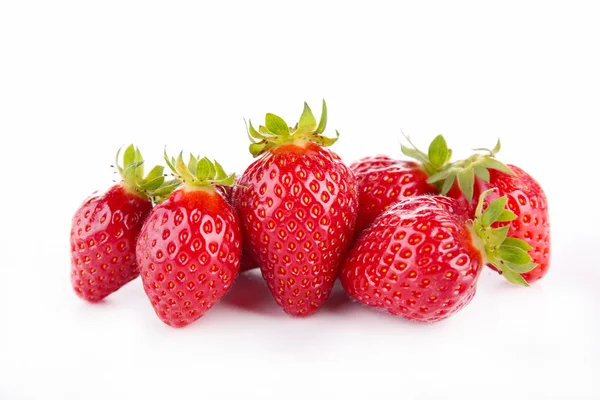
341,190 -> 536,322
234,101 -> 359,316
350,135 -> 452,236
427,140 -> 550,284
221,175 -> 258,273
136,154 -> 241,327
70,145 -> 178,302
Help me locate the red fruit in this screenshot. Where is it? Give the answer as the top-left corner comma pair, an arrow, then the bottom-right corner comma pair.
234,101 -> 359,316
350,156 -> 436,235
429,140 -> 550,284
137,154 -> 241,327
221,175 -> 258,273
70,145 -> 178,302
476,166 -> 549,282
350,134 -> 453,237
341,191 -> 536,322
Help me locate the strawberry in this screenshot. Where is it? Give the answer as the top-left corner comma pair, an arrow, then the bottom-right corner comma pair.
426,140 -> 550,284
341,190 -> 536,322
136,153 -> 241,327
350,135 -> 454,237
220,175 -> 258,273
234,101 -> 359,316
70,145 -> 179,302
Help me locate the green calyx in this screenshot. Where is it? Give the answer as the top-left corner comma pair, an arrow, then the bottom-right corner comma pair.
400,133 -> 453,179
470,189 -> 537,287
116,144 -> 181,203
164,149 -> 235,189
246,100 -> 339,158
426,139 -> 514,202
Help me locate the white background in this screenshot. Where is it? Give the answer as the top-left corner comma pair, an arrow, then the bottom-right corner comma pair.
1,1 -> 599,399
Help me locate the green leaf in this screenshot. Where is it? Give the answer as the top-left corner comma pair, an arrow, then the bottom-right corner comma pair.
502,237 -> 532,251
491,139 -> 501,156
500,260 -> 536,274
246,120 -> 262,140
497,245 -> 532,265
216,174 -> 236,186
123,161 -> 144,184
207,159 -> 216,180
474,166 -> 490,182
488,225 -> 509,248
150,178 -> 182,202
481,156 -> 514,175
155,178 -> 181,194
164,148 -> 176,173
316,100 -> 328,134
214,160 -> 228,180
258,125 -> 272,135
175,152 -> 195,183
175,152 -> 186,174
139,175 -> 165,191
188,154 -> 198,177
425,168 -> 451,184
314,131 -> 339,147
249,142 -> 266,158
401,145 -> 430,166
446,148 -> 453,164
196,157 -> 211,181
500,267 -> 530,287
428,135 -> 449,169
123,144 -> 135,168
265,113 -> 290,136
297,102 -> 317,134
482,196 -> 507,226
440,172 -> 457,195
115,146 -> 125,175
457,168 -> 475,202
497,210 -> 516,222
134,147 -> 144,179
474,188 -> 495,219
143,165 -> 164,183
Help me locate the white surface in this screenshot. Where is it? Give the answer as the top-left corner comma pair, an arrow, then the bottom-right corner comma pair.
1,1 -> 599,399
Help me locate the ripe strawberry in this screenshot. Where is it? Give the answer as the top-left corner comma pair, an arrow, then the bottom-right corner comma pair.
136,154 -> 241,327
426,140 -> 550,284
341,190 -> 536,322
220,175 -> 257,273
234,101 -> 359,316
70,145 -> 178,302
350,135 -> 452,236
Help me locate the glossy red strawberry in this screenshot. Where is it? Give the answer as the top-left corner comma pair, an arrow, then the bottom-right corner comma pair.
221,175 -> 257,273
70,145 -> 178,302
428,140 -> 550,284
350,135 -> 452,236
137,154 -> 241,327
341,191 -> 536,322
234,101 -> 359,316
350,157 -> 435,235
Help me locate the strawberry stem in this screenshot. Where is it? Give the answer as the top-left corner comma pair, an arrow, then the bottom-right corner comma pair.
115,144 -> 181,204
426,139 -> 514,202
164,149 -> 235,189
400,133 -> 453,181
469,189 -> 537,286
246,100 -> 339,158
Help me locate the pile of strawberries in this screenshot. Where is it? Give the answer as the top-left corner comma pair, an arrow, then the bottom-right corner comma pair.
70,101 -> 550,327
